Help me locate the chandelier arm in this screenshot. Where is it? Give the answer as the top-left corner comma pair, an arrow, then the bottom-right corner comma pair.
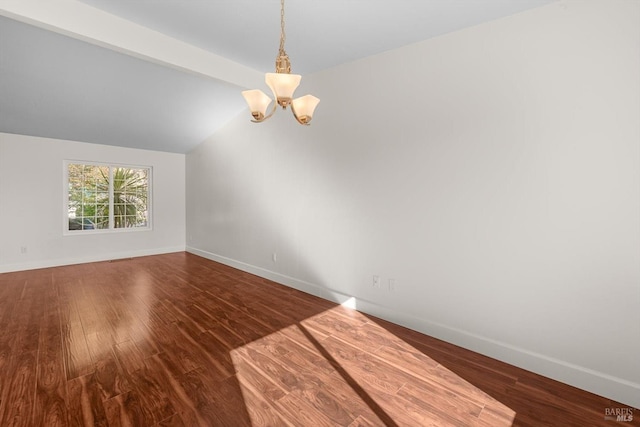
251,99 -> 278,123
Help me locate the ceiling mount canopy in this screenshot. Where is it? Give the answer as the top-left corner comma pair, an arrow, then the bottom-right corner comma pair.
241,0 -> 320,126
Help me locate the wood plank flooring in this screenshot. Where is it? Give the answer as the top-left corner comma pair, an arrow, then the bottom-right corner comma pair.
0,252 -> 636,426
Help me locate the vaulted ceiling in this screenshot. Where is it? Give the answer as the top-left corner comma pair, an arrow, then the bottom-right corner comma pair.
0,0 -> 555,153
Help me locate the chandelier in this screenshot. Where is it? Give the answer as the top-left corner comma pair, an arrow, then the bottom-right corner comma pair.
241,0 -> 320,125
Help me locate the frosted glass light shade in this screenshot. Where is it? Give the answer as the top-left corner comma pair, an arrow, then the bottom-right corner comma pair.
241,89 -> 272,120
291,95 -> 320,124
265,73 -> 301,105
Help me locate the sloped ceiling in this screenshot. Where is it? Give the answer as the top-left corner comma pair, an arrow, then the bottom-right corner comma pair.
0,0 -> 555,153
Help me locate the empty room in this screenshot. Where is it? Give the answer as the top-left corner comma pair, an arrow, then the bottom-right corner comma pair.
0,0 -> 638,425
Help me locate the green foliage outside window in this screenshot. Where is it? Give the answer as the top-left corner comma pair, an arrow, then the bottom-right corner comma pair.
67,163 -> 149,231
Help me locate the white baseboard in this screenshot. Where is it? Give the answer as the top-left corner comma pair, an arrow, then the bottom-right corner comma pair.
0,246 -> 186,273
187,246 -> 640,409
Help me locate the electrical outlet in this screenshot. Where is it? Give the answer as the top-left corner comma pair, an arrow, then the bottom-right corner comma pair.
272,252 -> 277,262
20,246 -> 27,254
373,275 -> 380,288
389,279 -> 396,291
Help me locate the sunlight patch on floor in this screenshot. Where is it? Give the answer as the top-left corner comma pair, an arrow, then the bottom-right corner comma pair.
231,304 -> 516,426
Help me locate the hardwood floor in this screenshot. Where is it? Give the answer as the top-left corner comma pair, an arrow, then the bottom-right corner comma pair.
0,252 -> 636,426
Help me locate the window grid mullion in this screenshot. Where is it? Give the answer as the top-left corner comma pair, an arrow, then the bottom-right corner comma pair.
108,166 -> 114,229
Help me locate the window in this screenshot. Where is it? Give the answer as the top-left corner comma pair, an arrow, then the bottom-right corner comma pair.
65,162 -> 151,233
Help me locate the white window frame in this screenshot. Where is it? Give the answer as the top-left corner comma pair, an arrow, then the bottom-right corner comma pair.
63,160 -> 153,235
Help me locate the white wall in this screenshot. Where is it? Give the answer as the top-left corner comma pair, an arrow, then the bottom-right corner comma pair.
186,0 -> 639,407
0,132 -> 185,272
